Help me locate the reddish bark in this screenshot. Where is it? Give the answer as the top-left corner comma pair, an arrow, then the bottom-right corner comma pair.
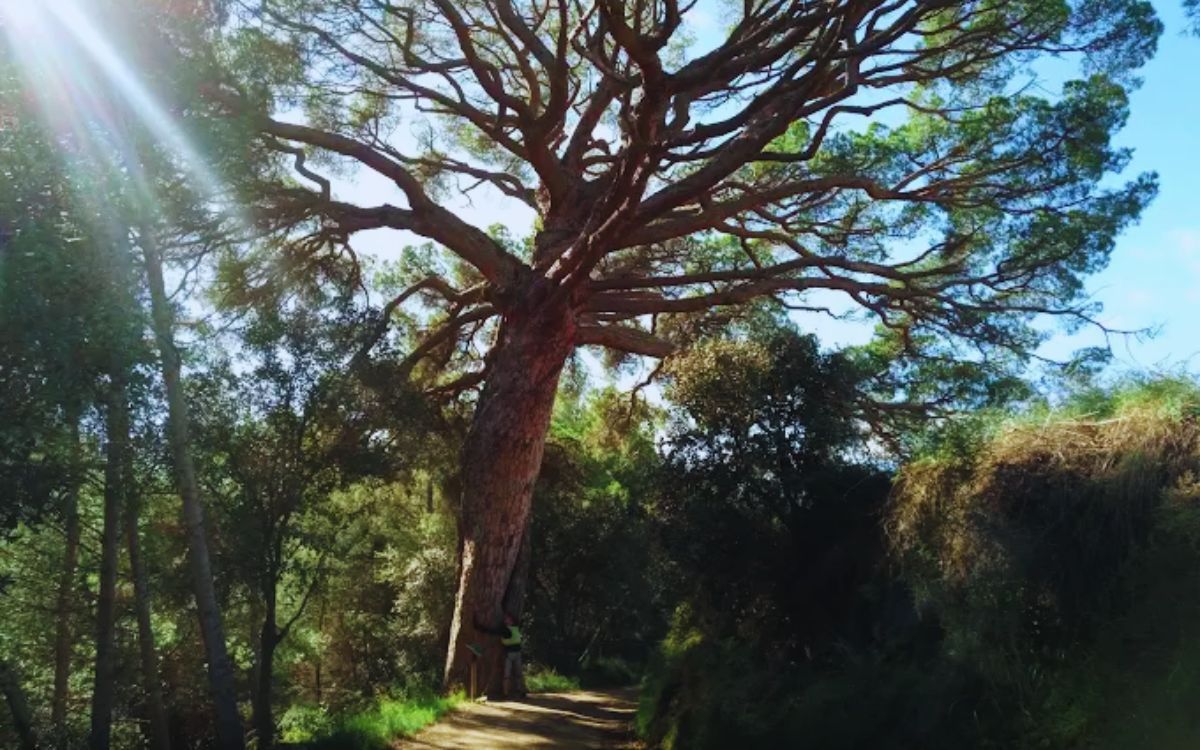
443,284 -> 575,692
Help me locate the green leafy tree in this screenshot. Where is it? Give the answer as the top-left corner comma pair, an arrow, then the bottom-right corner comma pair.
643,328 -> 894,748
526,389 -> 666,676
188,273 -> 435,748
658,330 -> 891,646
2,0 -> 274,743
0,45 -> 161,748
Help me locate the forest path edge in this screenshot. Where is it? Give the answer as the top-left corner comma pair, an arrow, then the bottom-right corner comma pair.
394,687 -> 641,749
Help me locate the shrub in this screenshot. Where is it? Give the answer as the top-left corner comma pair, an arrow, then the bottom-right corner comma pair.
890,383 -> 1200,666
642,378 -> 1200,749
887,379 -> 1200,746
289,689 -> 464,750
524,664 -> 581,693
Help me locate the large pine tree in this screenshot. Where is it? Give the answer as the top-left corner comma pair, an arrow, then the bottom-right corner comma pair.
204,0 -> 1160,689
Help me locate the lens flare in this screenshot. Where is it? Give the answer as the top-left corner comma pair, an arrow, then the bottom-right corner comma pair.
0,0 -> 237,223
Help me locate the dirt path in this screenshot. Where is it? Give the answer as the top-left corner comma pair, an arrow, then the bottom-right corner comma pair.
395,688 -> 641,749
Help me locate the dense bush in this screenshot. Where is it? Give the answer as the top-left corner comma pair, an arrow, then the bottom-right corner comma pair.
641,374 -> 1200,749
280,688 -> 463,749
889,379 -> 1200,747
524,388 -> 669,678
640,332 -> 904,748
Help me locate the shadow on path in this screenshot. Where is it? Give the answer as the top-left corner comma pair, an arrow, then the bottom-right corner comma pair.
395,687 -> 640,749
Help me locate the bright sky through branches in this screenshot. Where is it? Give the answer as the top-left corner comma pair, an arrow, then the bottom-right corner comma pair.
1,0 -> 1195,378
993,0 -> 1200,374
328,0 -> 1200,379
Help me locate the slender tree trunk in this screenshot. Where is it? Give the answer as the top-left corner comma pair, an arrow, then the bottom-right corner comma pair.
314,599 -> 325,704
51,413 -> 82,747
443,291 -> 575,691
126,493 -> 172,750
142,233 -> 246,750
253,634 -> 277,750
0,658 -> 38,750
90,381 -> 129,749
252,579 -> 278,750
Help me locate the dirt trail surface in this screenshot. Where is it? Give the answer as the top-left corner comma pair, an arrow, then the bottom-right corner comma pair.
395,688 -> 641,749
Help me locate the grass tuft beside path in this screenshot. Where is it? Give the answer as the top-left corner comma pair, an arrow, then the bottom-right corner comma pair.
524,665 -> 581,693
285,690 -> 465,750
395,687 -> 640,749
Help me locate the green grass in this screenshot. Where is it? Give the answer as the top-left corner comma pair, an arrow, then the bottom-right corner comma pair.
524,665 -> 581,693
285,689 -> 464,750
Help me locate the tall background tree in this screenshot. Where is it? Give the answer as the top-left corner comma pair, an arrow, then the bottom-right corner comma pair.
211,0 -> 1160,687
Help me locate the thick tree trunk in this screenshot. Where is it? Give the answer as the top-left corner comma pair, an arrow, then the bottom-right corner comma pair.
90,381 -> 129,750
51,414 -> 81,748
1,659 -> 38,750
502,518 -> 533,622
126,495 -> 172,750
143,234 -> 246,750
443,291 -> 575,692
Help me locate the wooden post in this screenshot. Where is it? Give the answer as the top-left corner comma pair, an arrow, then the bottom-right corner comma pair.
466,643 -> 482,700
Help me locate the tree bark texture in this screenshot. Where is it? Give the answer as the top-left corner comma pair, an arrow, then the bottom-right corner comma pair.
502,518 -> 533,625
126,496 -> 172,750
90,380 -> 129,750
143,234 -> 246,750
443,289 -> 575,691
252,580 -> 278,750
1,659 -> 38,750
51,414 -> 81,748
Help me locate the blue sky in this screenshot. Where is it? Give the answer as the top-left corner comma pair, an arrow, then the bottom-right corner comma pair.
1045,1 -> 1200,373
692,1 -> 1200,374
340,1 -> 1200,379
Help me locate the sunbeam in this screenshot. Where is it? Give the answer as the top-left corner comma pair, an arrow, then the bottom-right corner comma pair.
0,0 -> 237,224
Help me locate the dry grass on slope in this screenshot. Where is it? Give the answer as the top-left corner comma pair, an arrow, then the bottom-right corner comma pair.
889,387 -> 1200,634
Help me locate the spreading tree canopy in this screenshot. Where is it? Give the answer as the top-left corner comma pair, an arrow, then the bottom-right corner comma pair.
208,0 -> 1162,689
